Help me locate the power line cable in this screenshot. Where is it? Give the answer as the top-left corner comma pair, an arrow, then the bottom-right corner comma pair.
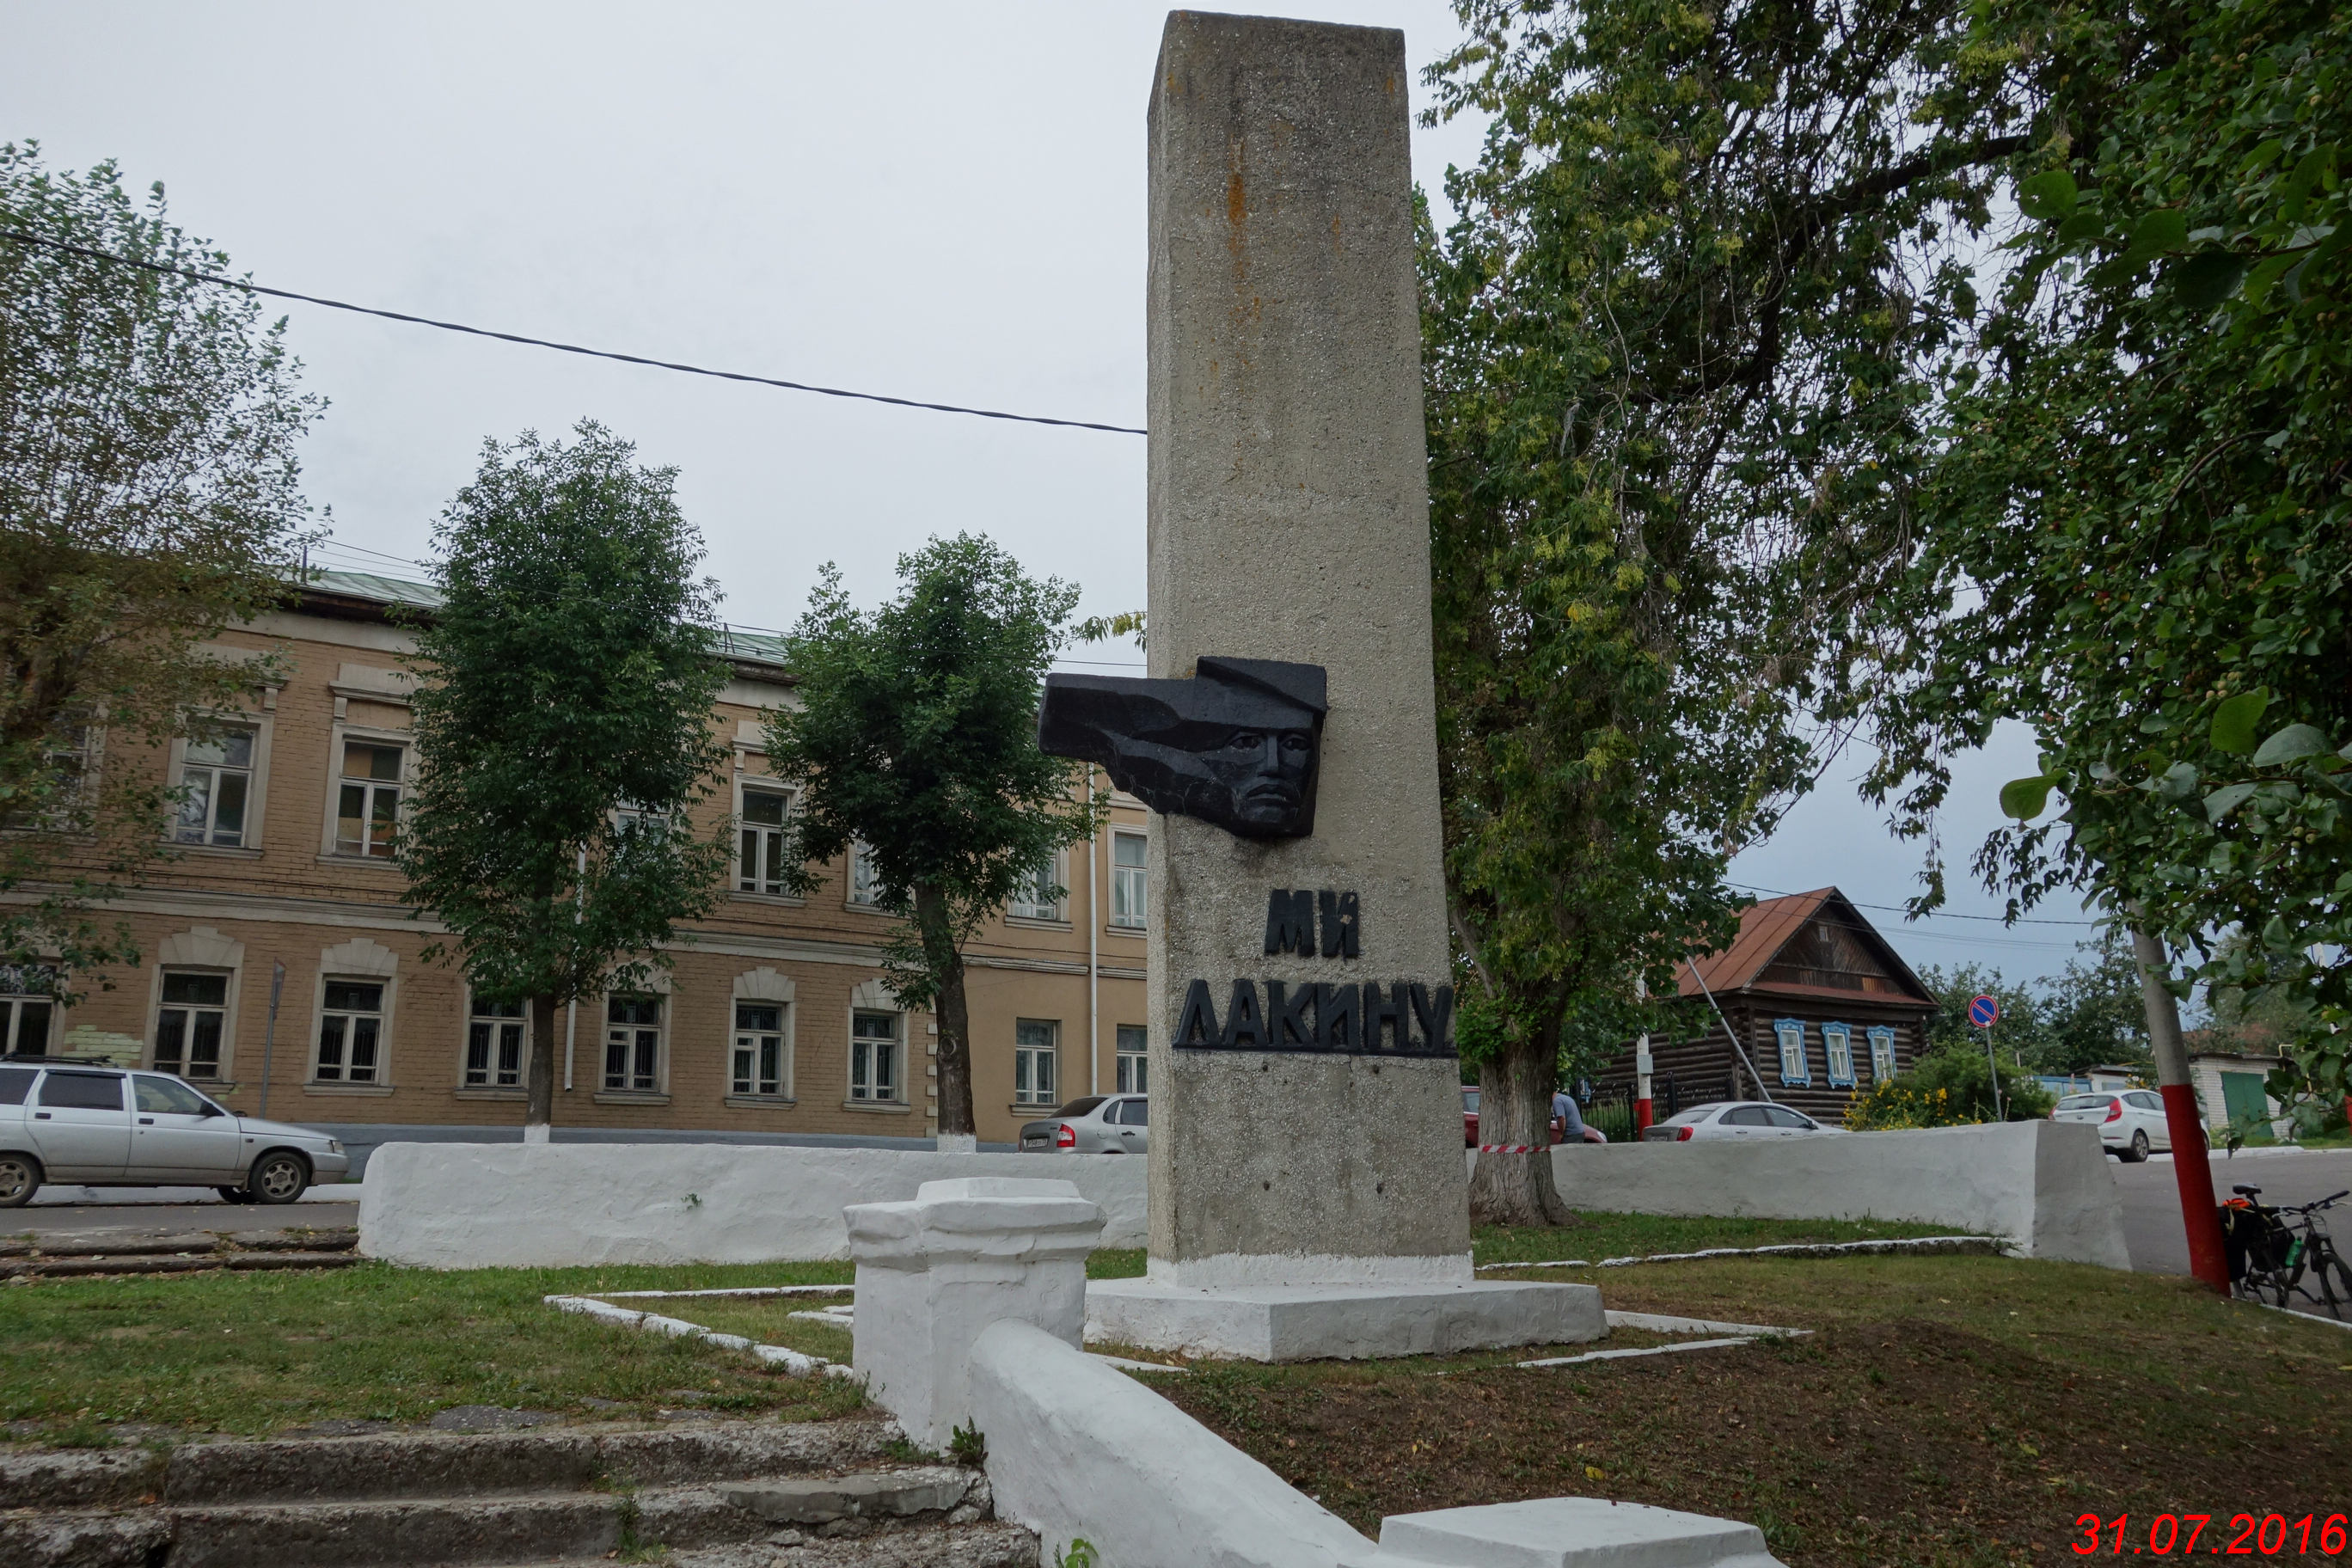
2,229 -> 1148,437
1728,879 -> 2097,926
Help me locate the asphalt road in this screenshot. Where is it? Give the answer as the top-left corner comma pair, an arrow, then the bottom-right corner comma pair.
2112,1145 -> 2352,1275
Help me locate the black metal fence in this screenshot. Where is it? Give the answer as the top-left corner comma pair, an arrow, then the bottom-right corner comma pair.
1572,1072 -> 1739,1142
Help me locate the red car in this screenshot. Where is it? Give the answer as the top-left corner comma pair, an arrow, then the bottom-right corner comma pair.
1461,1086 -> 1568,1147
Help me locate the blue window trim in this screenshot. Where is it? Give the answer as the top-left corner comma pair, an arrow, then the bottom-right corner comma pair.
1822,1022 -> 1856,1088
1772,1018 -> 1810,1087
1866,1025 -> 1897,1081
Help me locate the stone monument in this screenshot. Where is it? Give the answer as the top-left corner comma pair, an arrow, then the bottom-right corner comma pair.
1057,10 -> 1601,1358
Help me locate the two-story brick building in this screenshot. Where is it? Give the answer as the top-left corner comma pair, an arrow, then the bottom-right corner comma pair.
3,572 -> 1150,1155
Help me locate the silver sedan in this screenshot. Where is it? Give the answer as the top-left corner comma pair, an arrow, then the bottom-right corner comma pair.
1641,1100 -> 1845,1141
1019,1094 -> 1148,1154
0,1060 -> 350,1205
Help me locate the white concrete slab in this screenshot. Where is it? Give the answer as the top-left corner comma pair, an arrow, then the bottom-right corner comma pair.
1086,1277 -> 1604,1362
1345,1497 -> 1783,1568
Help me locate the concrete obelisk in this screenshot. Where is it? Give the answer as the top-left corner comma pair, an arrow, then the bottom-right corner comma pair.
1142,11 -> 1464,1286
1077,9 -> 1602,1361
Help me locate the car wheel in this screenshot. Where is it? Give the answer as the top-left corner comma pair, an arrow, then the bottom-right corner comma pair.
0,1153 -> 41,1208
2125,1130 -> 2150,1162
247,1151 -> 309,1205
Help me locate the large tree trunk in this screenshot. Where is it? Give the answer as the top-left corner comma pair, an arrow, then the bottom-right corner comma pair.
1467,1023 -> 1577,1228
524,993 -> 558,1144
915,886 -> 976,1137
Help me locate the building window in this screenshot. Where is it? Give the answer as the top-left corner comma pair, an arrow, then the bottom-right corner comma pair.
464,997 -> 525,1087
848,842 -> 885,907
1014,1018 -> 1059,1106
850,1009 -> 900,1101
2,965 -> 58,1057
315,980 -> 385,1082
1116,1022 -> 1147,1095
1867,1025 -> 1897,1081
154,971 -> 229,1079
738,786 -> 793,896
604,995 -> 663,1092
174,725 -> 257,848
1110,831 -> 1146,928
733,1001 -> 787,1097
1822,1022 -> 1856,1088
1773,1018 -> 1810,1087
1009,854 -> 1063,921
334,740 -> 404,858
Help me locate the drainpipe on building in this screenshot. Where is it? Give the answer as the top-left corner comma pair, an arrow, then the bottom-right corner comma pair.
1087,768 -> 1100,1097
258,960 -> 285,1119
2132,923 -> 2230,1293
562,1000 -> 576,1093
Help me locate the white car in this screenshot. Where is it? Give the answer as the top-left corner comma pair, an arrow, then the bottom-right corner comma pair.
1641,1100 -> 1845,1141
2052,1088 -> 2176,1161
1019,1094 -> 1148,1154
0,1060 -> 349,1205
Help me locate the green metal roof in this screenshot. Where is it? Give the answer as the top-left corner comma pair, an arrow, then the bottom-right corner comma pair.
292,569 -> 790,671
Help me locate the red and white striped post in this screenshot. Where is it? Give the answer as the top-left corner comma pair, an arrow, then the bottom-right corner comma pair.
2132,926 -> 2230,1294
1632,976 -> 1654,1136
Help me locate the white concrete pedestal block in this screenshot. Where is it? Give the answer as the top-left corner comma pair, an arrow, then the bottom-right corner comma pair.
846,1177 -> 1105,1449
1347,1498 -> 1785,1568
1086,1277 -> 1605,1363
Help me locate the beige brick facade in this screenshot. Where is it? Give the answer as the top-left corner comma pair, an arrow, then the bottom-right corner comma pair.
15,574 -> 1148,1146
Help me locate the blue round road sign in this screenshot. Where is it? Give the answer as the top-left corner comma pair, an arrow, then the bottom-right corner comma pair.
1968,994 -> 2000,1029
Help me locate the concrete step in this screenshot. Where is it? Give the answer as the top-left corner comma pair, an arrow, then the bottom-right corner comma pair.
492,1520 -> 1040,1568
0,1417 -> 901,1510
0,1464 -> 1000,1568
0,1249 -> 360,1277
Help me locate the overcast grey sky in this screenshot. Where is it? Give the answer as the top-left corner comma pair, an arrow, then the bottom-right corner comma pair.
7,1 -> 2077,983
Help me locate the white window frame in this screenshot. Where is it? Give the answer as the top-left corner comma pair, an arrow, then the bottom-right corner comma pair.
1109,830 -> 1147,928
303,937 -> 400,1092
848,997 -> 903,1104
322,723 -> 410,861
461,992 -> 528,1091
847,840 -> 886,909
1115,1022 -> 1148,1095
144,927 -> 245,1083
1773,1019 -> 1810,1087
734,778 -> 799,900
168,713 -> 272,853
1014,1018 -> 1060,1107
603,992 -> 666,1095
314,977 -> 389,1085
0,965 -> 59,1057
1867,1025 -> 1898,1081
1822,1022 -> 1856,1088
1008,849 -> 1069,923
727,967 -> 797,1103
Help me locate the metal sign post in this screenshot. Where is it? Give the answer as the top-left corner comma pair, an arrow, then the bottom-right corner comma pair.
259,959 -> 285,1118
1969,994 -> 2002,1121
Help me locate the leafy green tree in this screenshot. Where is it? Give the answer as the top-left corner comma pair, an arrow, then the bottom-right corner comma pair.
1845,1044 -> 2055,1129
1418,0 -> 2029,1223
1914,963 -> 2052,1067
763,536 -> 1099,1139
1860,0 -> 2352,1122
2043,935 -> 2153,1077
398,424 -> 731,1136
2,145 -> 316,990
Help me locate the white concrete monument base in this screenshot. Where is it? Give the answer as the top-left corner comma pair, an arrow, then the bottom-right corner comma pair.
1344,1498 -> 1784,1568
1085,1276 -> 1604,1363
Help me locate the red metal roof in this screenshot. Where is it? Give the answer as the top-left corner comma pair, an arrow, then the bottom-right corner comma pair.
1677,887 -> 1937,1009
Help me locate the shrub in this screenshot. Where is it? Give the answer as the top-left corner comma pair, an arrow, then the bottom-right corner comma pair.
1845,1045 -> 2055,1130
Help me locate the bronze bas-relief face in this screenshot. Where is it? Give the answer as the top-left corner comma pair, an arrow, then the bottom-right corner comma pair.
1036,658 -> 1327,840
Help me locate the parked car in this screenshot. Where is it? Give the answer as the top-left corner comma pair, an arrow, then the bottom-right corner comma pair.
1640,1100 -> 1844,1141
0,1061 -> 348,1206
1020,1095 -> 1148,1154
1461,1087 -> 1585,1147
2051,1088 -> 2177,1161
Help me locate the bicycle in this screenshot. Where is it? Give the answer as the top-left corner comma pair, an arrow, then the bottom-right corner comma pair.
2219,1185 -> 2352,1320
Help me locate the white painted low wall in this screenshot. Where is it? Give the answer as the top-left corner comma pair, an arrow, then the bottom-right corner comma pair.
969,1317 -> 1374,1568
358,1143 -> 1147,1269
1506,1120 -> 2128,1269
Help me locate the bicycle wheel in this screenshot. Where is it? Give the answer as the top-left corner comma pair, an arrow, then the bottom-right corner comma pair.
2312,1242 -> 2352,1321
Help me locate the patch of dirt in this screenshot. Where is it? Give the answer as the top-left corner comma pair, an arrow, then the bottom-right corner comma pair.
1162,1320 -> 2352,1566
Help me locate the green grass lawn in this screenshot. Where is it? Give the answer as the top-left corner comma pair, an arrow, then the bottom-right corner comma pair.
0,1259 -> 859,1445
